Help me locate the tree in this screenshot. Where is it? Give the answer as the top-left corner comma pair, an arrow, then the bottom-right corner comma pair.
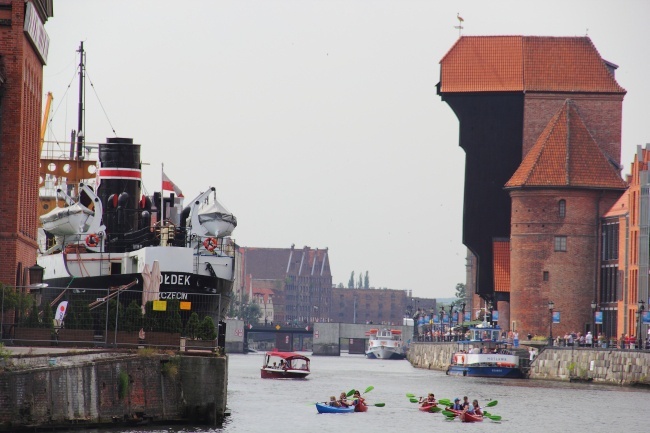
364,271 -> 369,289
348,271 -> 355,288
186,312 -> 201,339
453,283 -> 466,306
123,301 -> 143,332
198,316 -> 217,340
241,301 -> 262,325
337,283 -> 344,288
357,272 -> 362,288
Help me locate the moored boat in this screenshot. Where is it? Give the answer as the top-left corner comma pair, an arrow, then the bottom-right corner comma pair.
315,403 -> 354,414
446,325 -> 523,378
365,328 -> 406,360
261,351 -> 311,379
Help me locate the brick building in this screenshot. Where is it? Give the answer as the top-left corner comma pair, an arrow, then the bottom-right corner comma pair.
331,287 -> 409,325
238,245 -> 331,324
438,36 -> 629,337
0,1 -> 52,288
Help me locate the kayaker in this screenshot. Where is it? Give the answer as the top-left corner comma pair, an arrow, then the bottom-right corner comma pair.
471,400 -> 483,416
338,392 -> 350,407
351,390 -> 365,407
463,402 -> 475,414
447,397 -> 463,411
328,396 -> 341,407
461,396 -> 470,410
419,393 -> 437,406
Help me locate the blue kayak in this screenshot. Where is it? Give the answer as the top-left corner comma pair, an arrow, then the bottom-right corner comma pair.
315,402 -> 355,414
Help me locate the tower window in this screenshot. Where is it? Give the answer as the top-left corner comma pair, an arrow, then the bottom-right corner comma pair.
554,236 -> 567,252
543,271 -> 549,281
559,199 -> 566,218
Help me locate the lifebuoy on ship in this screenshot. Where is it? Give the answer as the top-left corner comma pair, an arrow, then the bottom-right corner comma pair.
454,354 -> 465,365
85,233 -> 100,248
203,237 -> 218,252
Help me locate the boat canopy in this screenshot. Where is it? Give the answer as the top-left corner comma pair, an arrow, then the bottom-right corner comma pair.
265,351 -> 310,361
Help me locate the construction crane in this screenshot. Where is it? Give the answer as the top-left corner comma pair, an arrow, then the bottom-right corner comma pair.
40,91 -> 53,154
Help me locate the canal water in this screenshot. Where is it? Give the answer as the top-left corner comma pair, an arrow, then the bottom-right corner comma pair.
67,352 -> 648,433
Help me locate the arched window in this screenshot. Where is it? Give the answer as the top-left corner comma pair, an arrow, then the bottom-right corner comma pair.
559,199 -> 566,218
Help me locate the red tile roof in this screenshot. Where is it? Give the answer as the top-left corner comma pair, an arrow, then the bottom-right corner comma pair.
439,36 -> 625,94
493,239 -> 510,293
505,100 -> 627,190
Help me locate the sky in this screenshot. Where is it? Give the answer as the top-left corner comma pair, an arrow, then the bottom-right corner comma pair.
41,1 -> 650,299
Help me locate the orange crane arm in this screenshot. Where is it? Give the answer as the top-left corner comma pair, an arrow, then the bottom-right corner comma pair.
40,91 -> 53,154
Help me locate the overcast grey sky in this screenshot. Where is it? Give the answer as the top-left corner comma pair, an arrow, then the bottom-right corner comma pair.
42,1 -> 650,298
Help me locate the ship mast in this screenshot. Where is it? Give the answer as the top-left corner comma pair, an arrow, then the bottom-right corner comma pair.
76,41 -> 85,160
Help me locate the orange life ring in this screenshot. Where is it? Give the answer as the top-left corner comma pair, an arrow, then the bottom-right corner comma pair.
85,233 -> 100,248
203,237 -> 218,252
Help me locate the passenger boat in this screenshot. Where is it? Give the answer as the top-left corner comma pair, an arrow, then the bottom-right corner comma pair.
261,351 -> 311,379
365,328 -> 406,360
315,403 -> 354,414
37,43 -> 237,325
445,325 -> 523,378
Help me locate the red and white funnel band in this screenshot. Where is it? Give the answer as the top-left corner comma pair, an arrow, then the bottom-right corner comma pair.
97,168 -> 142,180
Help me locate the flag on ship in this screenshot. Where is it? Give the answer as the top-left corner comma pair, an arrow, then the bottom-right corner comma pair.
162,170 -> 183,197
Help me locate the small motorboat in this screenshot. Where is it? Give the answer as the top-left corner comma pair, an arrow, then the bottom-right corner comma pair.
315,403 -> 354,414
261,351 -> 310,379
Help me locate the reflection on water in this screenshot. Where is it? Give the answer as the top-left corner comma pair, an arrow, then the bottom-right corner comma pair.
61,352 -> 649,433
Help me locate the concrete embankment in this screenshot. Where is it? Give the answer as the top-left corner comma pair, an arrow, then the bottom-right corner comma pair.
407,342 -> 650,386
0,349 -> 227,431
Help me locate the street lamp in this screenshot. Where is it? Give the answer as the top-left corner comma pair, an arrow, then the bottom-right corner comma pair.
440,306 -> 445,341
449,306 -> 455,340
638,300 -> 646,350
461,302 -> 466,340
548,300 -> 555,346
591,300 -> 597,347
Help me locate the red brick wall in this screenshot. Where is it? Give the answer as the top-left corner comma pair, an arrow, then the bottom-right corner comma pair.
509,189 -> 621,337
523,94 -> 624,163
0,1 -> 43,286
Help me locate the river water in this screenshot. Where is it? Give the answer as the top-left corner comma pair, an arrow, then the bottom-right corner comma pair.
66,352 -> 648,433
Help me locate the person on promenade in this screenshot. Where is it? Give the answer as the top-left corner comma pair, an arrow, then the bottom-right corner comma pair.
513,332 -> 520,348
585,331 -> 593,347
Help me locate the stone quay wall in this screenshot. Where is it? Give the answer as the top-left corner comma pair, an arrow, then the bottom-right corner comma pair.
0,351 -> 228,431
407,342 -> 650,386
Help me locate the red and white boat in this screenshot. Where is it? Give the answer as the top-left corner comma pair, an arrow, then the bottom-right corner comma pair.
260,351 -> 311,379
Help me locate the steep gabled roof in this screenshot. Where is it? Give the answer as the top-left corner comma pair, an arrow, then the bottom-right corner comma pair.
603,190 -> 628,218
439,36 -> 626,94
505,100 -> 627,190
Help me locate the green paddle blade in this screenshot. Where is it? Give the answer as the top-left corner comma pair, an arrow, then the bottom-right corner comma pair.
409,398 -> 419,403
374,403 -> 385,407
430,406 -> 442,413
442,410 -> 457,418
346,389 -> 355,397
438,398 -> 452,406
364,386 -> 374,394
486,400 -> 498,407
486,414 -> 502,421
406,393 -> 416,398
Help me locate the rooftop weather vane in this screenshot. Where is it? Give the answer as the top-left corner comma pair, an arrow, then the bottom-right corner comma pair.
455,13 -> 464,37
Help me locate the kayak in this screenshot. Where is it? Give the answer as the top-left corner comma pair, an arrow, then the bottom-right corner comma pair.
316,403 -> 355,414
419,403 -> 438,412
460,412 -> 484,423
354,401 -> 368,412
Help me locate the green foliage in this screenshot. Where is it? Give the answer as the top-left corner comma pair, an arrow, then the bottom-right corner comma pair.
41,303 -> 55,330
364,271 -> 369,289
0,284 -> 33,312
0,343 -> 11,362
454,283 -> 466,302
123,301 -> 143,332
162,357 -> 180,378
23,303 -> 42,328
198,316 -> 217,340
66,300 -> 94,330
357,272 -> 362,288
164,310 -> 183,334
98,299 -> 123,331
348,271 -> 355,289
185,312 -> 200,339
118,370 -> 129,399
240,301 -> 262,325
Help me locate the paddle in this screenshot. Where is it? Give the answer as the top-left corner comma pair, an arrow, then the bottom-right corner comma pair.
373,403 -> 385,407
442,410 -> 457,418
409,398 -> 419,403
346,389 -> 355,397
406,393 -> 416,398
438,398 -> 452,406
429,406 -> 443,413
483,410 -> 502,421
363,386 -> 374,394
486,400 -> 498,407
